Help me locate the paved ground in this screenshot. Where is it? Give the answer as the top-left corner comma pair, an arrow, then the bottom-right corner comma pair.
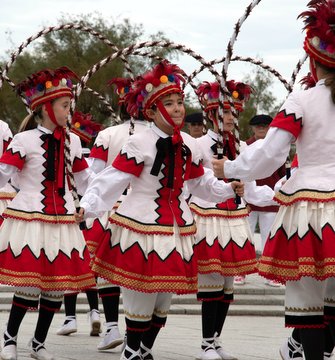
0,311 -> 291,359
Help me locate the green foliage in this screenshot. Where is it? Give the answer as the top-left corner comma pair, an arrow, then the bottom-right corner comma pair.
0,13 -> 177,133
238,65 -> 281,140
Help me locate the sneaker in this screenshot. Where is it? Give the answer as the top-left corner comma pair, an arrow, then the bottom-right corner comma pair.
196,349 -> 221,360
214,337 -> 237,360
324,352 -> 334,359
97,323 -> 124,351
0,331 -> 17,360
196,340 -> 221,360
265,279 -> 281,287
30,338 -> 54,360
0,345 -> 17,360
279,336 -> 303,360
56,316 -> 77,336
88,309 -> 101,336
233,276 -> 245,286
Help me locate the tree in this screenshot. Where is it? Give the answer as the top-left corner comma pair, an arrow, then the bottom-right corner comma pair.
238,65 -> 281,140
0,13 -> 178,132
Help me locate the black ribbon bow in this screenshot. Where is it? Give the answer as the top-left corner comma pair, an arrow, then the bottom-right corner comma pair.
151,137 -> 175,188
41,133 -> 65,195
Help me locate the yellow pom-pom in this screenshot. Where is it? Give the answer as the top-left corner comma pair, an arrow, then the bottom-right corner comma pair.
232,91 -> 239,99
45,81 -> 53,89
74,122 -> 81,128
160,75 -> 168,84
120,87 -> 125,94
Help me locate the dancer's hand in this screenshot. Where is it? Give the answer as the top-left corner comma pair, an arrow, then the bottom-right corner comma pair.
212,157 -> 227,178
231,181 -> 244,197
75,207 -> 85,224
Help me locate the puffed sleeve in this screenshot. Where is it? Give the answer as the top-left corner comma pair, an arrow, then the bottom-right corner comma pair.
186,167 -> 235,202
80,165 -> 134,219
224,127 -> 293,181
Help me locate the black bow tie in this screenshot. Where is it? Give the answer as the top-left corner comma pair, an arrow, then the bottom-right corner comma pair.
151,137 -> 191,188
151,137 -> 175,188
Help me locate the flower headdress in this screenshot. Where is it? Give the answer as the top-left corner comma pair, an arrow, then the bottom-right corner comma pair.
71,111 -> 103,145
196,80 -> 252,113
125,60 -> 186,120
16,67 -> 78,110
299,0 -> 335,68
107,77 -> 132,105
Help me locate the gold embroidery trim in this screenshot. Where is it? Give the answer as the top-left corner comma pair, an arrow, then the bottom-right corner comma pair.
258,257 -> 335,277
285,306 -> 323,313
0,192 -> 16,199
276,189 -> 335,204
198,260 -> 257,275
93,260 -> 197,292
260,256 -> 334,267
0,272 -> 95,291
110,213 -> 196,235
189,203 -> 248,217
123,311 -> 152,321
0,268 -> 93,280
3,208 -> 75,223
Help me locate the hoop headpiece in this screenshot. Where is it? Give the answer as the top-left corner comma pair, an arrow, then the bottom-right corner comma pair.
196,80 -> 252,113
16,67 -> 78,110
108,77 -> 132,105
125,60 -> 186,120
71,111 -> 103,144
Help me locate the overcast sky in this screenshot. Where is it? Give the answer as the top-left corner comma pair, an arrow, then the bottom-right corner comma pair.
0,0 -> 308,102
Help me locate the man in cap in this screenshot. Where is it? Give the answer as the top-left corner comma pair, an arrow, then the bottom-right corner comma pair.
185,112 -> 204,138
248,114 -> 272,141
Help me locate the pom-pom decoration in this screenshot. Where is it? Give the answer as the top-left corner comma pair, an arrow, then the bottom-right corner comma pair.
71,111 -> 104,145
196,80 -> 253,113
107,77 -> 133,105
124,60 -> 186,119
15,67 -> 78,110
299,0 -> 335,67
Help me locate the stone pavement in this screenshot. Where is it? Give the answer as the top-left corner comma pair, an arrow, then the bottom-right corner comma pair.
0,312 -> 291,360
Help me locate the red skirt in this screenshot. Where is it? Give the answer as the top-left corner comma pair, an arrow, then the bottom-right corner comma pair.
91,223 -> 198,294
0,218 -> 96,291
192,213 -> 257,276
258,200 -> 335,283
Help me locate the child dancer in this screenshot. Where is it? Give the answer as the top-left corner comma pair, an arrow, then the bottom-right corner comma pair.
57,111 -> 103,337
76,60 -> 244,360
212,2 -> 335,359
0,67 -> 96,360
87,78 -> 149,351
191,80 -> 276,360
